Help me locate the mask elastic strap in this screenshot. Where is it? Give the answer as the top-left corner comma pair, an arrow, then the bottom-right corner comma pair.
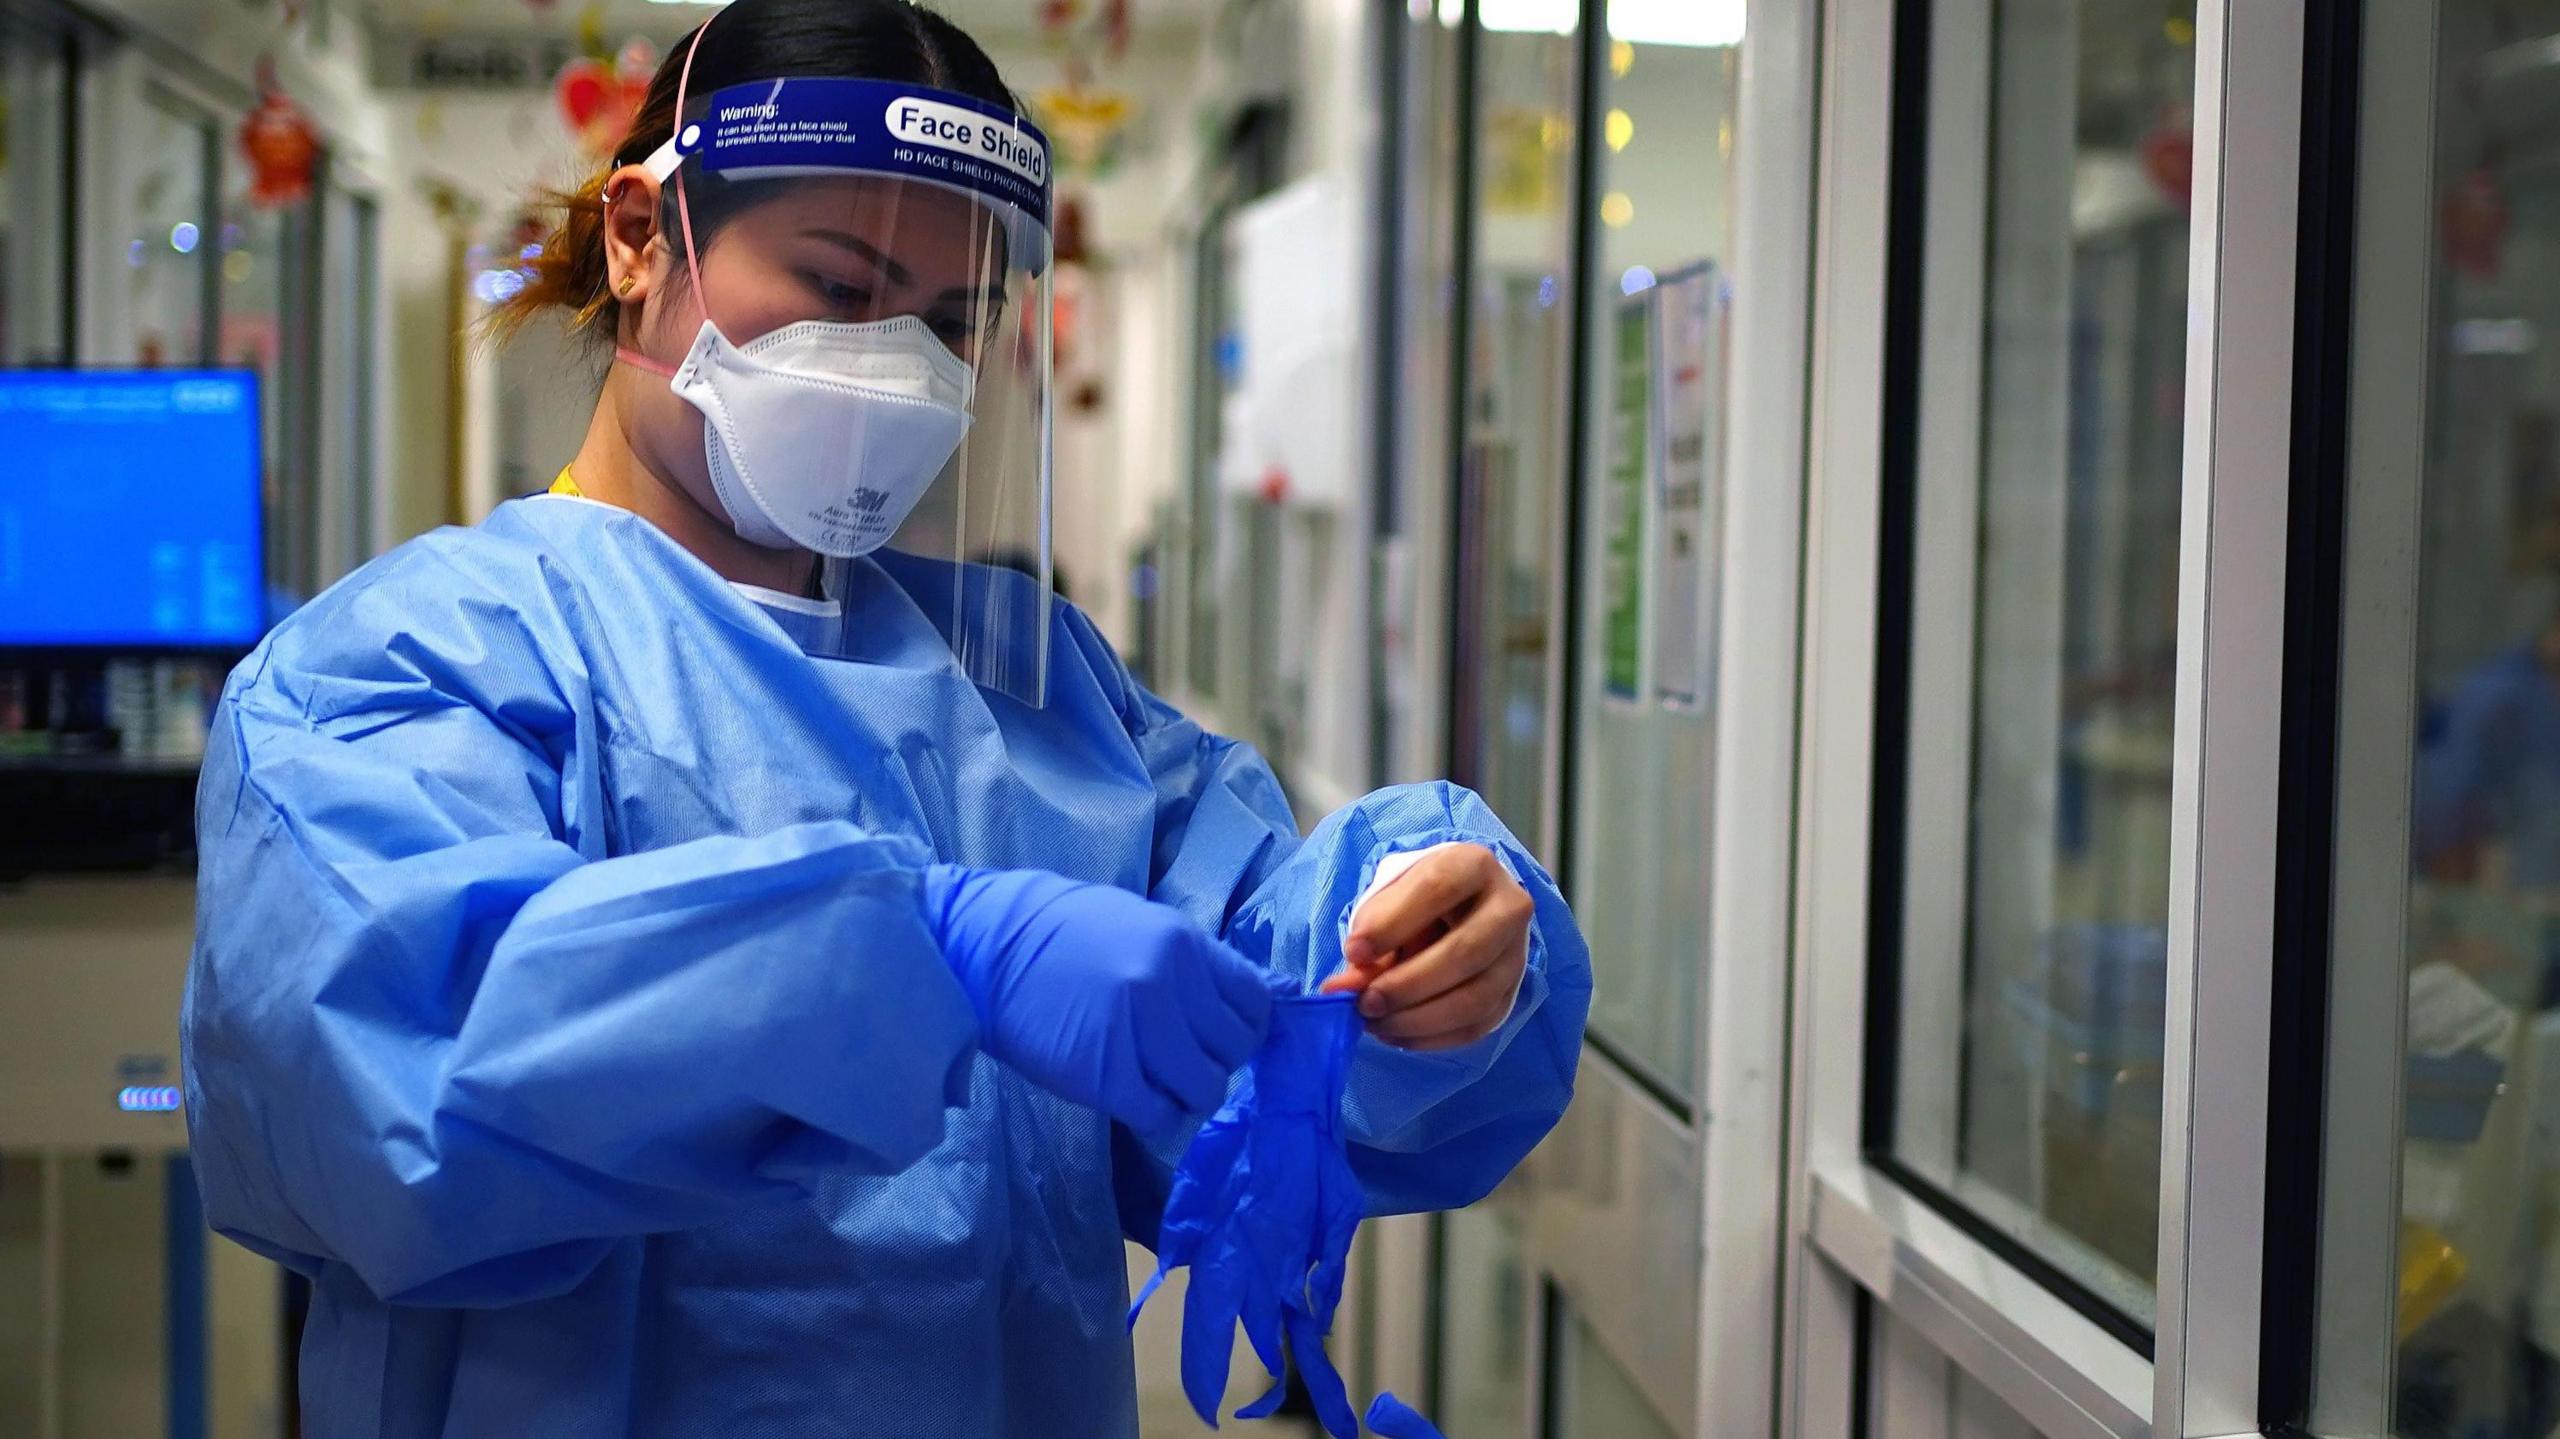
615,347 -> 680,380
671,17 -> 712,320
615,17 -> 714,385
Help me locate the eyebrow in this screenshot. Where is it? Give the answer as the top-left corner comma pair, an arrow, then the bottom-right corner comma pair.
802,229 -> 911,287
804,227 -> 1008,309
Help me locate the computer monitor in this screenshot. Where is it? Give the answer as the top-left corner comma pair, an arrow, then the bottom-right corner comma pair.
0,370 -> 267,650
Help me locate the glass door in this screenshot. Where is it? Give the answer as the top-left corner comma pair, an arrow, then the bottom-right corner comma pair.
1422,0 -> 1816,1433
1435,9 -> 1583,1429
0,13 -> 73,366
316,184 -> 379,587
2315,0 -> 2560,1432
1447,15 -> 1577,825
1876,0 -> 2200,1329
125,87 -> 217,369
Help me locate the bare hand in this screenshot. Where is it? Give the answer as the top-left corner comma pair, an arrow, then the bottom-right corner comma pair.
1319,844 -> 1531,1051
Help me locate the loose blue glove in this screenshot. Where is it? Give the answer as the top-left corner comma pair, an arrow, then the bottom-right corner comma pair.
923,865 -> 1277,1133
1130,994 -> 1450,1439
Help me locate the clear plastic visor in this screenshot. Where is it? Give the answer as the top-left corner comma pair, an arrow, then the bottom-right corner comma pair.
647,77 -> 1055,704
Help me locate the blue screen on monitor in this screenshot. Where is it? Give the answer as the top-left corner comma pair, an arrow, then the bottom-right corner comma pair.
0,371 -> 266,649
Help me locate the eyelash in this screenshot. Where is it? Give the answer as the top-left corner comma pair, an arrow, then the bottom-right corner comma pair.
806,273 -> 983,349
809,275 -> 872,309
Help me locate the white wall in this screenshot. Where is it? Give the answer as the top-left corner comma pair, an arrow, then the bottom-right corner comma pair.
375,89 -> 594,530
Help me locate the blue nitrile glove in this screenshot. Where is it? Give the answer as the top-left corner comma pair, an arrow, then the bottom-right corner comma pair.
1127,994 -> 1451,1439
922,865 -> 1278,1132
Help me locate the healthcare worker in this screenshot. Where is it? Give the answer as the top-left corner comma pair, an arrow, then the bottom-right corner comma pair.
181,2 -> 1591,1434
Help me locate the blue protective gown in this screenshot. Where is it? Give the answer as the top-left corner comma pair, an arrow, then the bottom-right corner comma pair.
182,494 -> 1591,1438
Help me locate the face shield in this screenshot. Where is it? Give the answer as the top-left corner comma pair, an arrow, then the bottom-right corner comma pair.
636,72 -> 1055,705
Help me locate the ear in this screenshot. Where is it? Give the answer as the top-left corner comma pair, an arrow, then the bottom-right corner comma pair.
602,163 -> 667,304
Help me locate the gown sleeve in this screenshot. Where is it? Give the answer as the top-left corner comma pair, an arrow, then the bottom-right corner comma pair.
1077,619 -> 1593,1226
181,546 -> 980,1309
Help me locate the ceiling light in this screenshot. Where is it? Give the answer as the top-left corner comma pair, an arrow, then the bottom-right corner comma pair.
1475,0 -> 1745,46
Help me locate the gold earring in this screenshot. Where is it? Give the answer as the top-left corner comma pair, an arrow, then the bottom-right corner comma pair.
617,276 -> 638,298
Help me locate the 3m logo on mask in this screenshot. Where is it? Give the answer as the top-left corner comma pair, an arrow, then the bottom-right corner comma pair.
849,488 -> 894,517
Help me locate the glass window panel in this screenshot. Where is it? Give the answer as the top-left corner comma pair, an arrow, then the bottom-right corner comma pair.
1886,0 -> 2197,1324
1184,113 -> 1291,714
2375,2 -> 2560,1433
1567,5 -> 1746,1104
1551,1298 -> 1683,1439
1435,1203 -> 1532,1436
1380,6 -> 1469,783
128,91 -> 217,368
1456,21 -> 1578,827
318,188 -> 380,586
1186,211 -> 1240,701
0,20 -> 72,365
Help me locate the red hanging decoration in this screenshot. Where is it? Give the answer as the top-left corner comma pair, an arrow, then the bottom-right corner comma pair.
239,58 -> 321,209
2139,106 -> 2193,212
2443,162 -> 2510,281
555,40 -> 656,161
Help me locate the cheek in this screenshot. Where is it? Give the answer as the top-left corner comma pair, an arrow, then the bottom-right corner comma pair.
690,248 -> 813,342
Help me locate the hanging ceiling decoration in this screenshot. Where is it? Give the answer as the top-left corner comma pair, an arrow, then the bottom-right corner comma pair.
554,36 -> 657,160
2138,103 -> 2193,212
240,57 -> 323,209
1031,0 -> 1139,182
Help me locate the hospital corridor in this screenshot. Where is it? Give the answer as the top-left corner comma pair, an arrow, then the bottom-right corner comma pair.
3,0 -> 2559,1436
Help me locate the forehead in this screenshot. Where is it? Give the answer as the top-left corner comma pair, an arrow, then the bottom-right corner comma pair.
722,176 -> 1004,285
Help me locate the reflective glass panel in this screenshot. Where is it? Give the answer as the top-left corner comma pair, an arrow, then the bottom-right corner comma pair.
128,91 -> 216,367
1552,1300 -> 1682,1439
1567,2 -> 1746,1104
1454,20 -> 1577,826
0,21 -> 71,365
1887,0 -> 2198,1322
1436,1203 -> 1531,1437
2376,2 -> 2560,1432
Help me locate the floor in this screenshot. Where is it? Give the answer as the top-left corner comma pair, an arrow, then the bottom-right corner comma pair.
1139,1396 -> 1318,1437
1128,1245 -> 1321,1437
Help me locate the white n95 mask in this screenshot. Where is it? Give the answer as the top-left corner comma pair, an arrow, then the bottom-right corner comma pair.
627,314 -> 977,557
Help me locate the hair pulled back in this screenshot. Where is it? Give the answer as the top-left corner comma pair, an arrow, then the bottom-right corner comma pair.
491,0 -> 1016,345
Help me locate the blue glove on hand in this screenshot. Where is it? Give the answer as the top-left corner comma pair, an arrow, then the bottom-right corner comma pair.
922,865 -> 1278,1132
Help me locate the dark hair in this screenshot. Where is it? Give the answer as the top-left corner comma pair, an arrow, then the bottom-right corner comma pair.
491,0 -> 1015,345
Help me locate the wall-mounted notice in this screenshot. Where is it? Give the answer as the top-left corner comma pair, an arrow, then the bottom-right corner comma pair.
1650,262 -> 1729,715
1601,292 -> 1656,706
